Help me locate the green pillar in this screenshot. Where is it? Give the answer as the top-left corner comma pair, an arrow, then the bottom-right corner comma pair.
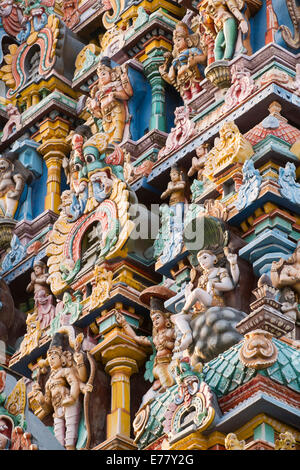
144,50 -> 167,133
254,423 -> 275,444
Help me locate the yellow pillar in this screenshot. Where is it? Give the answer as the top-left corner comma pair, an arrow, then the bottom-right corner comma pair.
31,92 -> 40,106
106,359 -> 137,438
92,326 -> 148,448
37,118 -> 70,213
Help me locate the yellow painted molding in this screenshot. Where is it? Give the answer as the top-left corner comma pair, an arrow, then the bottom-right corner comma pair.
230,414 -> 300,442
145,39 -> 172,56
263,202 -> 278,214
117,0 -> 184,27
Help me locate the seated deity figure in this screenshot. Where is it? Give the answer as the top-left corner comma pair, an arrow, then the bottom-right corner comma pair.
201,0 -> 248,61
86,57 -> 133,144
173,247 -> 239,351
278,162 -> 300,204
271,242 -> 300,296
159,22 -> 206,101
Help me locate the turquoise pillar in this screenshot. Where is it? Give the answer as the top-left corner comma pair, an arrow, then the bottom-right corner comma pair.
143,50 -> 167,133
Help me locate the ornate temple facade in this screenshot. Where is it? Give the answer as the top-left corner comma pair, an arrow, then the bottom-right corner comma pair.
0,0 -> 299,452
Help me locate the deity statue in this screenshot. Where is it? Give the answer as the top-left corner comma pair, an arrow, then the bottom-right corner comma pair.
275,431 -> 296,450
201,0 -> 249,61
224,432 -> 245,450
116,286 -> 176,395
89,266 -> 113,311
158,106 -> 196,159
34,289 -> 56,331
203,121 -> 254,180
161,165 -> 187,207
50,292 -> 82,337
278,161 -> 300,205
86,57 -> 133,145
26,261 -> 50,296
28,331 -> 93,450
1,103 -> 22,142
280,287 -> 299,322
271,242 -> 300,296
0,153 -> 26,218
20,312 -> 41,357
189,144 -> 209,201
0,234 -> 26,273
235,159 -> 262,210
157,166 -> 188,264
63,0 -> 80,29
62,126 -> 92,221
224,63 -> 257,111
188,144 -> 209,180
53,292 -> 82,329
159,21 -> 207,101
173,247 -> 239,351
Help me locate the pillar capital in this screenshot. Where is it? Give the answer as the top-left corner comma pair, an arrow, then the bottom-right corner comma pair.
36,116 -> 71,144
36,119 -> 71,213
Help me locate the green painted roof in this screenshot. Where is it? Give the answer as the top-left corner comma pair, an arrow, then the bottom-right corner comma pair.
137,386 -> 176,449
203,339 -> 300,398
137,339 -> 300,449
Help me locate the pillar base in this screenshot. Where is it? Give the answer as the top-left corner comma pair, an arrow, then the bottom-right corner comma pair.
93,434 -> 137,450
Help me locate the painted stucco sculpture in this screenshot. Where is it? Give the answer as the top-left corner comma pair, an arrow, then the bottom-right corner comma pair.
235,159 -> 262,210
271,242 -> 300,295
28,328 -> 94,450
159,21 -> 207,102
173,246 -> 240,352
116,286 -> 176,404
200,0 -> 249,62
86,57 -> 133,145
0,0 -> 299,454
0,153 -> 30,219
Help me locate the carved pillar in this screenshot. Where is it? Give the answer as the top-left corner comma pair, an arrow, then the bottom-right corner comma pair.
144,50 -> 167,133
94,325 -> 147,449
106,359 -> 137,438
37,118 -> 70,213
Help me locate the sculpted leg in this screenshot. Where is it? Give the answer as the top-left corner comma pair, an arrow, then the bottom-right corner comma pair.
214,30 -> 225,61
182,288 -> 212,313
172,312 -> 193,351
64,401 -> 81,450
54,416 -> 66,448
223,18 -> 238,60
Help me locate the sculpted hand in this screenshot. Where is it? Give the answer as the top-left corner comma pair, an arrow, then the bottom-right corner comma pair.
239,20 -> 248,34
7,190 -> 21,199
82,383 -> 93,394
29,384 -> 44,404
185,281 -> 193,298
226,253 -> 237,265
62,394 -> 76,407
224,247 -> 237,264
207,280 -> 215,293
188,55 -> 197,68
115,311 -> 126,326
73,351 -> 84,365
